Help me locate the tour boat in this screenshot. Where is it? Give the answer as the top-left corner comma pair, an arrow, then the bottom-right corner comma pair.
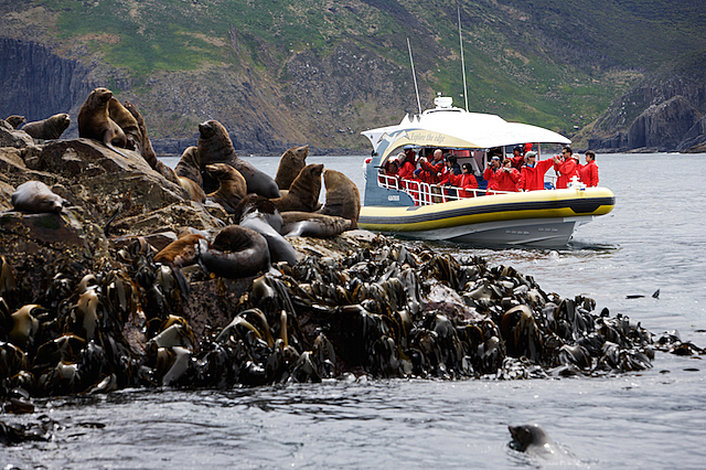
358,96 -> 615,247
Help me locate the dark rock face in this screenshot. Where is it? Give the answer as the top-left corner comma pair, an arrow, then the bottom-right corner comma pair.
0,38 -> 93,136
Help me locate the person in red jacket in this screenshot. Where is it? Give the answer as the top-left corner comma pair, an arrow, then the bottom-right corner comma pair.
420,149 -> 445,183
447,163 -> 479,198
553,146 -> 579,189
510,146 -> 524,170
482,155 -> 502,193
519,151 -> 554,191
579,150 -> 599,187
398,149 -> 417,180
494,158 -> 521,192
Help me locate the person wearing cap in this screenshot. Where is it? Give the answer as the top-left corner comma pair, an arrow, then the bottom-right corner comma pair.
483,155 -> 502,193
519,151 -> 554,191
579,150 -> 599,187
553,146 -> 579,189
510,146 -> 524,170
493,158 -> 521,192
398,149 -> 418,180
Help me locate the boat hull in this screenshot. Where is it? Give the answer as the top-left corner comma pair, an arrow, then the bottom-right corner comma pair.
358,187 -> 615,247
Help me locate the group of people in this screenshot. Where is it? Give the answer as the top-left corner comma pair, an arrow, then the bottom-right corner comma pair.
381,144 -> 599,202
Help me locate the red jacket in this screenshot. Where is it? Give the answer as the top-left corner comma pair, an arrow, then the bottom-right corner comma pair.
494,167 -> 521,192
420,159 -> 445,183
554,157 -> 579,189
579,160 -> 599,187
520,159 -> 554,191
448,173 -> 478,198
398,160 -> 417,180
483,166 -> 500,191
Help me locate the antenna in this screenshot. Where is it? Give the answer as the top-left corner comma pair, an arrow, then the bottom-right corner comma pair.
407,37 -> 422,115
458,4 -> 469,111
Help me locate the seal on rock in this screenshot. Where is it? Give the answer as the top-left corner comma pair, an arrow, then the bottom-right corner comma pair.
154,233 -> 206,268
175,146 -> 203,187
108,97 -> 141,151
196,120 -> 280,198
11,181 -> 67,214
270,163 -> 323,213
199,225 -> 270,278
21,113 -> 71,140
317,169 -> 361,227
281,211 -> 353,238
205,163 -> 247,213
275,145 -> 309,190
235,195 -> 298,265
4,115 -> 26,129
78,87 -> 129,156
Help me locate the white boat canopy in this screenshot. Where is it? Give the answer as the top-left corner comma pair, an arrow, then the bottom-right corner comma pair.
362,97 -> 571,160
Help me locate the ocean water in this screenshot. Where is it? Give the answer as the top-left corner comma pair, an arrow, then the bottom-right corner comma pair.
4,153 -> 705,469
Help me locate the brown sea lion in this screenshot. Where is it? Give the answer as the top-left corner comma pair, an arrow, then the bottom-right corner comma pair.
175,146 -> 203,187
21,113 -> 71,140
270,163 -> 323,213
108,97 -> 141,151
317,169 -> 361,227
11,181 -> 67,214
205,163 -> 247,213
280,211 -> 353,238
200,225 -> 270,278
196,120 -> 280,198
4,115 -> 25,129
154,233 -> 206,267
275,145 -> 309,190
78,87 -> 129,157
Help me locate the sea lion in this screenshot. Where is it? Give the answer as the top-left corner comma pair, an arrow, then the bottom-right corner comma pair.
281,211 -> 353,238
175,146 -> 203,187
270,163 -> 323,213
108,97 -> 141,151
199,225 -> 270,278
508,424 -> 556,454
78,87 -> 129,157
205,163 -> 247,213
21,113 -> 71,140
196,120 -> 280,198
235,195 -> 298,265
275,144 -> 309,190
11,181 -> 67,214
317,169 -> 361,227
4,115 -> 26,129
154,233 -> 206,267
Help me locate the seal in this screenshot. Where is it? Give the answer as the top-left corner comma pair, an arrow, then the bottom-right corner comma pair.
154,233 -> 206,267
196,120 -> 280,198
275,144 -> 309,190
4,115 -> 26,129
508,424 -> 555,453
235,195 -> 298,265
270,163 -> 323,213
108,97 -> 141,151
77,87 -> 129,157
199,225 -> 270,278
280,211 -> 353,238
317,169 -> 361,227
11,181 -> 67,214
175,146 -> 203,187
205,163 -> 247,213
21,113 -> 71,140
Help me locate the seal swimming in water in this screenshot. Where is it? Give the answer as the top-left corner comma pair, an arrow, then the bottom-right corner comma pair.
78,87 -> 130,157
205,163 -> 247,213
508,424 -> 557,454
196,120 -> 280,198
317,169 -> 361,227
200,225 -> 270,278
4,115 -> 26,129
281,211 -> 353,238
11,181 -> 67,214
270,163 -> 323,213
275,145 -> 309,190
21,113 -> 71,140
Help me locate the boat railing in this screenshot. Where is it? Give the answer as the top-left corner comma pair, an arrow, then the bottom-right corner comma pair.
376,172 -> 514,206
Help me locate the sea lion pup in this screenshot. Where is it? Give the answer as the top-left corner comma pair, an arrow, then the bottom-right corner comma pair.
317,169 -> 361,227
234,195 -> 298,265
4,115 -> 25,129
21,113 -> 71,140
154,233 -> 206,267
78,87 -> 130,157
124,101 -> 204,202
108,97 -> 141,151
199,225 -> 270,278
275,144 -> 309,190
196,120 -> 280,198
280,211 -> 353,238
11,181 -> 67,214
270,163 -> 323,213
205,163 -> 247,213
